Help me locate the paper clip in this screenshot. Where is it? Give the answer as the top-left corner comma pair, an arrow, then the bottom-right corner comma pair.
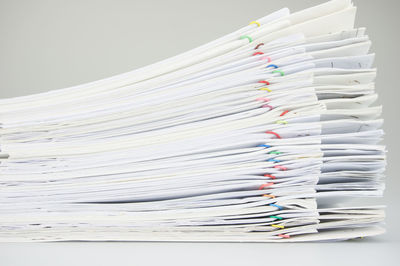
253,51 -> 264,56
271,224 -> 284,229
268,159 -> 281,163
264,174 -> 276,179
278,234 -> 290,238
266,64 -> 278,69
265,131 -> 281,139
255,55 -> 272,62
270,216 -> 283,220
252,52 -> 270,62
274,165 -> 287,171
263,194 -> 276,198
258,144 -> 271,148
272,70 -> 285,76
269,151 -> 281,155
255,43 -> 264,50
269,203 -> 283,210
256,97 -> 270,102
258,183 -> 274,190
262,104 -> 273,110
276,120 -> 288,125
258,80 -> 270,85
259,87 -> 272,92
240,35 -> 253,43
280,110 -> 289,116
249,21 -> 261,27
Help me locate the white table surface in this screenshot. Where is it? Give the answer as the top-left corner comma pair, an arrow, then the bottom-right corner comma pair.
1,237 -> 399,266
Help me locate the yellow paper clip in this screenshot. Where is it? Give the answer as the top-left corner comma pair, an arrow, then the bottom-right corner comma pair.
249,21 -> 261,27
271,224 -> 285,229
276,120 -> 288,125
259,87 -> 272,92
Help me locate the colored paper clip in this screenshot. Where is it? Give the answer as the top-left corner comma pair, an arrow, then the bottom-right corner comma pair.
256,97 -> 270,102
262,104 -> 273,110
258,80 -> 270,85
264,174 -> 276,179
249,21 -> 261,27
278,234 -> 290,238
272,69 -> 285,76
268,159 -> 281,163
254,55 -> 272,62
259,87 -> 272,92
253,51 -> 264,56
297,156 -> 309,159
240,35 -> 253,43
280,110 -> 289,116
270,216 -> 283,220
254,43 -> 264,50
263,194 -> 276,198
258,183 -> 274,190
276,120 -> 288,125
274,165 -> 287,171
269,151 -> 281,155
258,144 -> 271,148
252,52 -> 270,62
271,224 -> 285,229
265,131 -> 281,139
269,203 -> 283,210
266,64 -> 278,69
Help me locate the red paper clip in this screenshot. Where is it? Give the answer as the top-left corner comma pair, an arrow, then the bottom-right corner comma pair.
264,174 -> 276,179
258,80 -> 270,85
266,131 -> 281,139
274,165 -> 287,171
280,110 -> 289,117
253,51 -> 264,56
258,183 -> 274,190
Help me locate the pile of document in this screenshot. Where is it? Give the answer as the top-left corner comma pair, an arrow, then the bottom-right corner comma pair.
0,0 -> 385,242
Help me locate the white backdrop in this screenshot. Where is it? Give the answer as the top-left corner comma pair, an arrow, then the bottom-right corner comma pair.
0,0 -> 399,265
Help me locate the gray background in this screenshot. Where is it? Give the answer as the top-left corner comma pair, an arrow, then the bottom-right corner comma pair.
0,0 -> 399,265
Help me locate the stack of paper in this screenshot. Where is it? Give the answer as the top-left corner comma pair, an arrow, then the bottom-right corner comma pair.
0,0 -> 385,242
